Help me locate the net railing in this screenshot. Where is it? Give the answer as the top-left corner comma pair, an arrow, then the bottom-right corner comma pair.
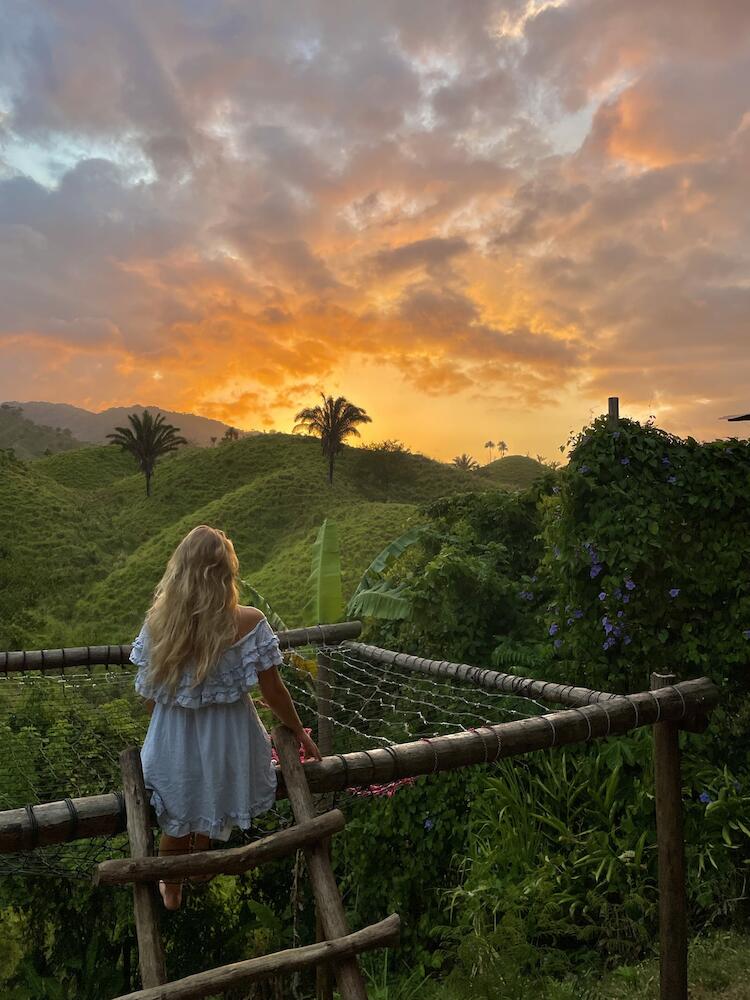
0,642 -> 547,877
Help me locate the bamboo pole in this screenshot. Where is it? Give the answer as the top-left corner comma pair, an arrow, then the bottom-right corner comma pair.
274,726 -> 370,1000
652,673 -> 688,1000
0,622 -> 362,674
119,748 -> 166,990
94,810 -> 345,886
343,640 -> 621,708
0,677 -> 718,853
112,914 -> 400,1000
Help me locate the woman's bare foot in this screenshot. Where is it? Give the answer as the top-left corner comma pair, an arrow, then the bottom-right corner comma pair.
159,879 -> 183,911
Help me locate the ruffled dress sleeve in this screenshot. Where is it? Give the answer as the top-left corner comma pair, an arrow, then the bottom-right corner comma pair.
132,618 -> 284,710
129,622 -> 154,700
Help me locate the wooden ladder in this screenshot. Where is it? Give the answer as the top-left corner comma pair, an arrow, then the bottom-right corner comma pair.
99,728 -> 399,1000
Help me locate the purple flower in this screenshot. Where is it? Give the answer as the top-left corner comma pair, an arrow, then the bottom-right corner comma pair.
612,431 -> 621,439
617,610 -> 624,618
743,630 -> 750,640
620,457 -> 630,466
622,594 -> 630,604
604,622 -> 614,635
554,638 -> 563,650
669,588 -> 680,598
549,623 -> 559,636
567,617 -> 574,626
662,456 -> 671,466
625,579 -> 636,591
614,587 -> 622,599
598,591 -> 607,601
667,475 -> 677,484
623,635 -> 632,646
580,465 -> 590,474
590,563 -> 603,579
424,818 -> 434,831
573,609 -> 584,619
699,792 -> 713,805
602,637 -> 616,650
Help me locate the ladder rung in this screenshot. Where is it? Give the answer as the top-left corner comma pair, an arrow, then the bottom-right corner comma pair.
94,809 -> 345,886
112,913 -> 400,1000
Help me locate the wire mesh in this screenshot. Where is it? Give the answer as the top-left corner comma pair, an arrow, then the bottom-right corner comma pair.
0,643 -> 545,878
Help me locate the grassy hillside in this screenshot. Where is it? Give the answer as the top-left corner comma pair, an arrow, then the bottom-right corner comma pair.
0,403 -> 82,459
477,454 -> 549,489
2,433 -> 540,649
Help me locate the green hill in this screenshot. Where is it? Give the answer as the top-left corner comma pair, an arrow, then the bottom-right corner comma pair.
0,403 -> 82,459
477,454 -> 549,489
1,434 -> 540,649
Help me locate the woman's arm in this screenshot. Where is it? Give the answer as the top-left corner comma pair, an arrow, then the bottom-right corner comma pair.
257,667 -> 321,760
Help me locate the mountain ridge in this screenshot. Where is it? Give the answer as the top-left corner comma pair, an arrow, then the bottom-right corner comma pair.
3,400 -> 258,447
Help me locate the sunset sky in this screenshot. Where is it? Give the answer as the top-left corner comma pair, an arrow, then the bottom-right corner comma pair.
1,1 -> 749,461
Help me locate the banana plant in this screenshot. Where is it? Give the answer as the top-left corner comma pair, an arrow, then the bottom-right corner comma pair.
346,524 -> 426,621
305,517 -> 343,623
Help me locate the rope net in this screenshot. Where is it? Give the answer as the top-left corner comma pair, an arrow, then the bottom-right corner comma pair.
0,643 -> 546,878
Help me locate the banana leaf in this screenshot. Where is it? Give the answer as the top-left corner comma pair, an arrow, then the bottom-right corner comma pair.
306,518 -> 343,624
346,524 -> 425,619
347,579 -> 412,621
239,579 -> 289,632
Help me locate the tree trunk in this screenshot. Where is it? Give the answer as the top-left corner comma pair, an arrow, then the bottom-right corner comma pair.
145,470 -> 152,497
328,456 -> 334,485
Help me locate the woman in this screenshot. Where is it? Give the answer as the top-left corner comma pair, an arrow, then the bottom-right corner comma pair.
130,524 -> 320,910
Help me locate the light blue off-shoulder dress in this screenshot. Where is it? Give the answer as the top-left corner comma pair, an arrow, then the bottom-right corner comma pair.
129,618 -> 282,841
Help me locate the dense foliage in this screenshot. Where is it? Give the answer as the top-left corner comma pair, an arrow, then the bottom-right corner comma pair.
2,417 -> 750,996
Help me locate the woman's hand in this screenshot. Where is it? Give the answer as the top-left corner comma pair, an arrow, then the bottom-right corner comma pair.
298,729 -> 322,761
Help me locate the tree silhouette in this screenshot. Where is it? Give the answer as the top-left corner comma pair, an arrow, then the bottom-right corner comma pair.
210,436 -> 217,446
293,394 -> 371,485
222,426 -> 240,441
497,440 -> 508,458
452,453 -> 479,471
106,410 -> 187,497
484,439 -> 495,463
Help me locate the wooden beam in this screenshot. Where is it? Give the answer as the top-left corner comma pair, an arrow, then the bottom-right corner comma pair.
0,677 -> 718,853
274,726 -> 370,1000
652,673 -> 688,1000
120,748 -> 166,990
0,621 -> 362,673
342,641 -> 618,708
94,809 -> 345,885
112,913 -> 400,1000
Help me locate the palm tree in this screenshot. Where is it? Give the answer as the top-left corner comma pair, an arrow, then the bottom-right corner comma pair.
484,440 -> 495,463
293,393 -> 372,485
497,440 -> 508,458
106,410 -> 187,497
210,436 -> 217,446
452,453 -> 479,471
222,426 -> 240,442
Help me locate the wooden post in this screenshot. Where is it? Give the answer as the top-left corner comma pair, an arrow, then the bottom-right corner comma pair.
315,650 -> 335,1000
273,726 -> 370,1000
120,748 -> 167,990
316,650 -> 334,757
608,396 -> 620,428
651,673 -> 688,1000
